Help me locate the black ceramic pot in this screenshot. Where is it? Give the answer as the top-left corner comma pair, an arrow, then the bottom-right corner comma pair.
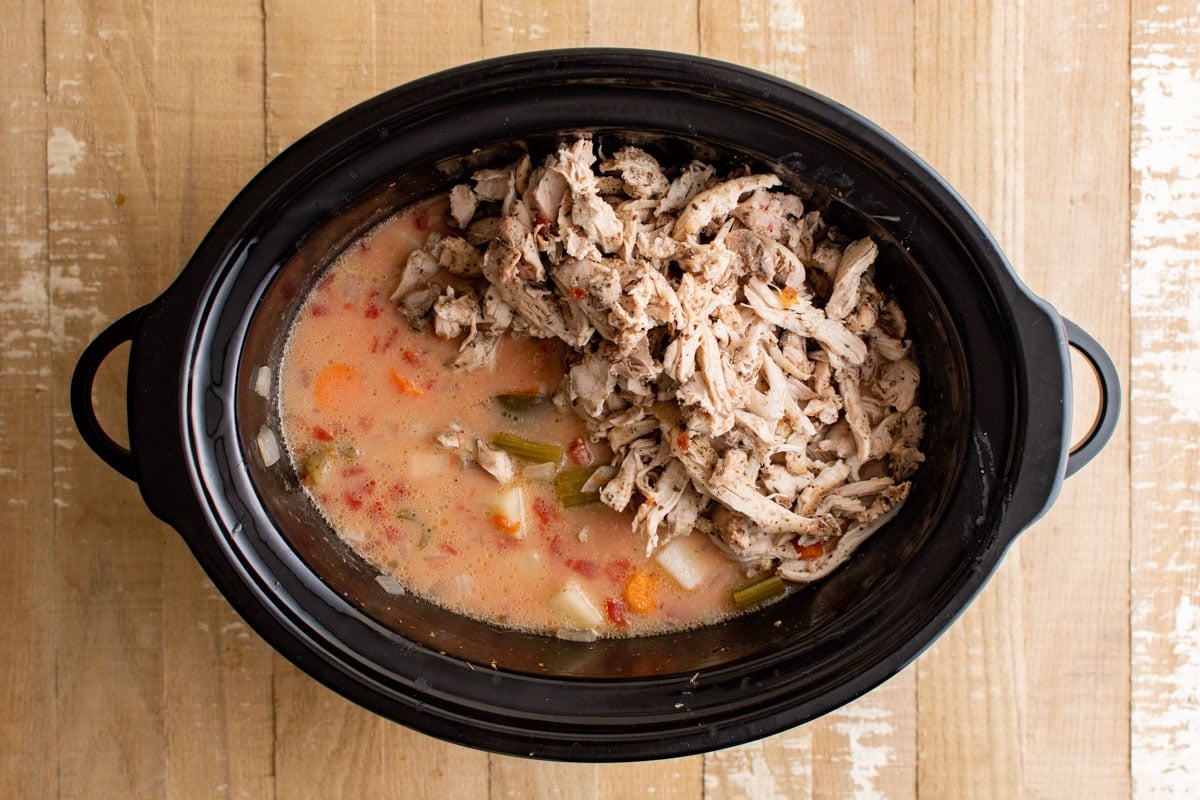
71,50 -> 1119,761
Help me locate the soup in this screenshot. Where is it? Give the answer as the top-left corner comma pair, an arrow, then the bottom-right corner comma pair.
278,140 -> 924,638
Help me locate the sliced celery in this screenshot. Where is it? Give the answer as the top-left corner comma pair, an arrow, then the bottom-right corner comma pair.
555,464 -> 603,507
494,392 -> 552,414
491,432 -> 563,465
732,575 -> 786,610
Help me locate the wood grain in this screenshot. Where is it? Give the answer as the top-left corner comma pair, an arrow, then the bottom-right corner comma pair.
1018,1 -> 1131,796
1130,1 -> 1200,796
45,1 -> 167,797
0,1 -> 55,798
2,1 -> 1190,797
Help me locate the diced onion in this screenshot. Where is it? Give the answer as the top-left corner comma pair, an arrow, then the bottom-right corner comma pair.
256,426 -> 280,467
555,627 -> 598,642
522,461 -> 558,482
253,366 -> 272,398
375,574 -> 406,595
580,465 -> 616,494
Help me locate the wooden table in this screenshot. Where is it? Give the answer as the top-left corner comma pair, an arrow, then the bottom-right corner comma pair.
2,1 -> 1195,797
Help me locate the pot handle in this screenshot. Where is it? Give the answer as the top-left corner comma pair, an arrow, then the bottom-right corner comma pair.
1062,317 -> 1120,479
71,307 -> 144,482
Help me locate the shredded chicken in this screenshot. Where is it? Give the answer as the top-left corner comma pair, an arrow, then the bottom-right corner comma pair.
396,139 -> 925,584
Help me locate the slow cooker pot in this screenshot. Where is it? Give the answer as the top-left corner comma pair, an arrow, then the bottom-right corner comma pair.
71,50 -> 1119,761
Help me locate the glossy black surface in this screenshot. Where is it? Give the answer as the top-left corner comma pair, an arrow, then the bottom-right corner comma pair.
77,50 -> 1106,760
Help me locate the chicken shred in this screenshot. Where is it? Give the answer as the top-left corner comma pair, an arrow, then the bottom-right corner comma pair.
394,139 -> 925,584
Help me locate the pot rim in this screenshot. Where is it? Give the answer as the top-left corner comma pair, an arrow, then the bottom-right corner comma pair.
107,49 -> 1074,760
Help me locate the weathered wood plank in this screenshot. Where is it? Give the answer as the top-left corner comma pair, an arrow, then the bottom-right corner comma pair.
1130,2 -> 1200,797
699,0 -> 808,83
589,0 -> 699,50
45,0 -> 166,797
152,2 -> 277,798
483,0 -> 589,55
1018,1 -> 1131,796
912,2 -> 1026,796
0,1 -> 55,797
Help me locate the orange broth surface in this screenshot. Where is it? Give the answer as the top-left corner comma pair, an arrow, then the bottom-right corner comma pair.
279,202 -> 747,636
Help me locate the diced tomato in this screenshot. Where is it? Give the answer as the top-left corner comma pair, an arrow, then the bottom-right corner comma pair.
492,533 -> 520,551
439,542 -> 459,556
675,430 -> 690,451
364,305 -> 380,319
310,304 -> 328,317
604,558 -> 633,583
412,206 -> 429,230
570,286 -> 586,300
343,491 -> 364,510
401,348 -> 422,367
312,425 -> 334,442
378,328 -> 399,354
532,496 -> 557,526
567,437 -> 593,466
605,598 -> 628,626
565,559 -> 599,578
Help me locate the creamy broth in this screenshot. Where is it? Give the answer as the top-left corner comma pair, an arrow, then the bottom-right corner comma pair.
279,203 -> 747,636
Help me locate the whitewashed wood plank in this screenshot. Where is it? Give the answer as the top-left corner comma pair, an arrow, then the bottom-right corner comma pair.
1130,2 -> 1200,797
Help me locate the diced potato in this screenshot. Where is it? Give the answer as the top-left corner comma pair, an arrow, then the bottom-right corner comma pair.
487,484 -> 525,538
654,536 -> 711,591
550,581 -> 604,629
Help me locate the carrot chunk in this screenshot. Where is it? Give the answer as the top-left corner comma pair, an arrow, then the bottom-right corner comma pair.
313,363 -> 362,411
389,369 -> 423,398
623,572 -> 659,615
793,540 -> 826,560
